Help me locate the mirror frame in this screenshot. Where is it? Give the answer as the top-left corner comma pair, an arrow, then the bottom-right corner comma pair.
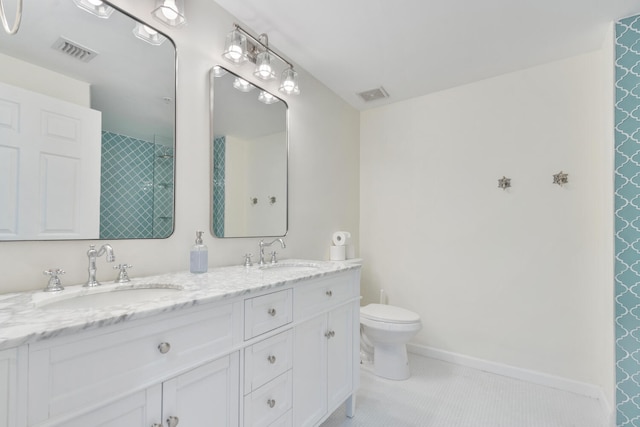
209,66 -> 289,239
0,0 -> 177,241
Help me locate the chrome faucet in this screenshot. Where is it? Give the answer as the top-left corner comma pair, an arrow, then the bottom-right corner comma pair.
258,239 -> 286,266
85,244 -> 116,287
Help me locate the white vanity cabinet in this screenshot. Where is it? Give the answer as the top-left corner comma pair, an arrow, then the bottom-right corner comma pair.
292,273 -> 361,427
0,347 -> 26,427
27,302 -> 242,426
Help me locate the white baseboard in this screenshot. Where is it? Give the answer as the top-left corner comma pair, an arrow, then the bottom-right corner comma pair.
407,342 -> 613,420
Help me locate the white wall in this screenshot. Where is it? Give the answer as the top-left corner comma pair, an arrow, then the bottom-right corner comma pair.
360,46 -> 614,401
0,52 -> 90,106
0,0 -> 360,292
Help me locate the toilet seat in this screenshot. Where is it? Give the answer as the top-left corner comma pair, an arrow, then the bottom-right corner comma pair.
360,304 -> 420,324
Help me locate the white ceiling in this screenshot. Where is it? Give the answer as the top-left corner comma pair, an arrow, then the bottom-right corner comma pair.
212,0 -> 640,110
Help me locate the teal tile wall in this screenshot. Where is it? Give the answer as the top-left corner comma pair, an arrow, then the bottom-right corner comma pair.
100,131 -> 174,239
616,14 -> 640,427
213,136 -> 225,237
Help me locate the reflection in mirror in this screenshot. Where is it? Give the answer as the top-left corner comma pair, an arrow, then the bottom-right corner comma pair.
211,66 -> 288,238
0,0 -> 175,241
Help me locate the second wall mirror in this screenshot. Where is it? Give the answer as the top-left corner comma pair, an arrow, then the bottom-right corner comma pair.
210,66 -> 288,238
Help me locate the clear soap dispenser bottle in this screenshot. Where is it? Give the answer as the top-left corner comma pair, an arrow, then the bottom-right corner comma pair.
190,231 -> 208,274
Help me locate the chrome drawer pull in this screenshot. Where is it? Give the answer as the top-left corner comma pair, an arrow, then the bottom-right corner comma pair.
267,354 -> 276,364
267,399 -> 276,408
158,342 -> 171,354
268,308 -> 277,316
166,416 -> 179,427
326,290 -> 333,297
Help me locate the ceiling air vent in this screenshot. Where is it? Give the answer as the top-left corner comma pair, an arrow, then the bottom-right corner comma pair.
52,37 -> 98,63
357,86 -> 389,102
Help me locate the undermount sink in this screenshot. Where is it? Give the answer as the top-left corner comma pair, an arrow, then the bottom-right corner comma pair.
38,285 -> 183,310
258,262 -> 320,273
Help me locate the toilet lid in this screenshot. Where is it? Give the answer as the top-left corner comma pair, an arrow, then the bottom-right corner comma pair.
360,304 -> 420,324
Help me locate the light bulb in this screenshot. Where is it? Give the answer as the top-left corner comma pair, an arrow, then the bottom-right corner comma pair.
257,64 -> 272,79
87,0 -> 104,5
161,0 -> 179,21
227,45 -> 243,61
143,25 -> 158,36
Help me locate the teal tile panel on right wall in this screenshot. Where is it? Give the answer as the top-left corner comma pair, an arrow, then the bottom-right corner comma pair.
615,14 -> 640,427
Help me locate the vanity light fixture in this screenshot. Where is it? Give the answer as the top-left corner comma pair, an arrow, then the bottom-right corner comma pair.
258,90 -> 279,104
73,0 -> 114,19
0,0 -> 22,35
152,0 -> 186,27
233,77 -> 255,93
212,65 -> 228,77
222,24 -> 301,95
132,23 -> 166,46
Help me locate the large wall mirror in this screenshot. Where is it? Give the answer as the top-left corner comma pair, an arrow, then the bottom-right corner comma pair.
210,66 -> 288,238
0,0 -> 176,241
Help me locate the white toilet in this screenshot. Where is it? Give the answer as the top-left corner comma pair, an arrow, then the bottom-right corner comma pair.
360,303 -> 422,380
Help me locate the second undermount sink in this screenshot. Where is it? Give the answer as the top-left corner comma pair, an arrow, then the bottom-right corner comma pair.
258,262 -> 320,273
38,285 -> 183,310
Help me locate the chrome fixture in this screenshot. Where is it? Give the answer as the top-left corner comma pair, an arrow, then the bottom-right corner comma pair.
212,65 -> 227,77
133,23 -> 166,46
498,176 -> 511,190
152,0 -> 186,27
258,238 -> 286,266
0,0 -> 21,34
73,0 -> 114,19
222,24 -> 300,96
43,268 -> 65,292
258,91 -> 279,105
113,264 -> 132,283
553,171 -> 569,186
233,77 -> 255,92
85,244 -> 116,287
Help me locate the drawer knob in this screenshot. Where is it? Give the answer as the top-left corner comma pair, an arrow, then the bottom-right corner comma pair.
268,308 -> 277,317
166,416 -> 179,427
326,290 -> 333,297
158,342 -> 171,354
267,399 -> 276,408
324,330 -> 335,339
267,354 -> 276,364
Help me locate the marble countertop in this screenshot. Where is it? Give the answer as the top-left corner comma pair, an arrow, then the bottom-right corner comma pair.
0,259 -> 360,350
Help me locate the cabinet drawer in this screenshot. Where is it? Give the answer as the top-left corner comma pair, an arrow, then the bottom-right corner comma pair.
28,303 -> 239,425
245,289 -> 292,340
294,275 -> 356,319
244,330 -> 293,393
244,370 -> 292,427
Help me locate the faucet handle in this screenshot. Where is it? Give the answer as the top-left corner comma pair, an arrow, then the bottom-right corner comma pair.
270,251 -> 278,264
43,268 -> 65,292
243,253 -> 253,267
113,264 -> 132,283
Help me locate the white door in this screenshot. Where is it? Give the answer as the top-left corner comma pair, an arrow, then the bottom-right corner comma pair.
50,386 -> 161,427
0,81 -> 101,239
162,353 -> 240,426
293,315 -> 328,427
327,304 -> 353,412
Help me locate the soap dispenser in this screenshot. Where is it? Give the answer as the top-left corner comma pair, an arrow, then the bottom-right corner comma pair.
190,231 -> 208,274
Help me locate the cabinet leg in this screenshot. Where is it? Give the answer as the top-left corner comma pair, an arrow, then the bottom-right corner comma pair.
346,394 -> 356,418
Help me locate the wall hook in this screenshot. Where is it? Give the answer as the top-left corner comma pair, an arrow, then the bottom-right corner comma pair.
553,171 -> 569,186
498,176 -> 511,190
268,196 -> 276,205
249,197 -> 258,206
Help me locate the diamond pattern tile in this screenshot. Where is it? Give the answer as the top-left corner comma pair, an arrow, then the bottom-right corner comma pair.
100,131 -> 174,239
213,136 -> 226,237
616,14 -> 640,427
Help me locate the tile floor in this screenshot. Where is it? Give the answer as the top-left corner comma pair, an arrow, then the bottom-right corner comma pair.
321,353 -> 608,427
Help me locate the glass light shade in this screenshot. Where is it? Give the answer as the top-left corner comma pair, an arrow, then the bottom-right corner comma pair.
212,65 -> 227,78
258,91 -> 279,104
152,0 -> 186,27
254,51 -> 276,80
133,23 -> 166,46
223,30 -> 247,64
233,77 -> 255,93
279,67 -> 300,95
73,0 -> 114,18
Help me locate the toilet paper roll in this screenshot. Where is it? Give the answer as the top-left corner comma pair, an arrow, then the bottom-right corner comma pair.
332,231 -> 351,246
330,245 -> 346,261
